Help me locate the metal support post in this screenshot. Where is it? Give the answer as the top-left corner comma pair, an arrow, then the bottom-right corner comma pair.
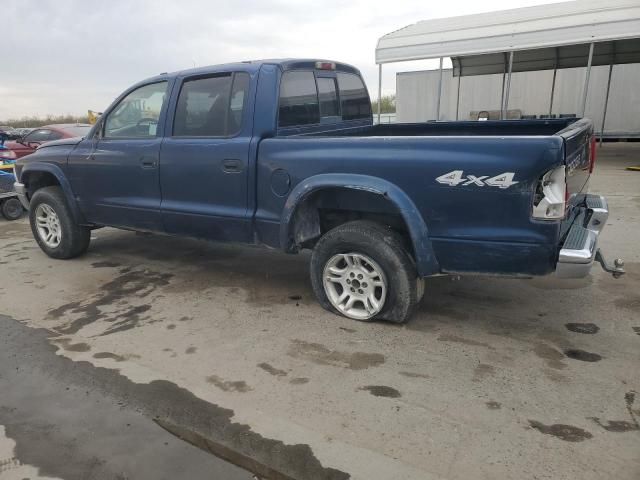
436,57 -> 444,120
455,76 -> 461,120
502,51 -> 514,119
548,68 -> 557,117
600,63 -> 614,146
580,42 -> 595,117
377,63 -> 382,124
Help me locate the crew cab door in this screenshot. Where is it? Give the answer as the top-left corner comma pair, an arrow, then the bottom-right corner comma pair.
68,81 -> 170,230
159,71 -> 253,241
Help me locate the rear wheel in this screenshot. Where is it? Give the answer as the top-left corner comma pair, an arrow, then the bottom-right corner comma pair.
29,186 -> 90,259
310,220 -> 420,323
1,198 -> 24,220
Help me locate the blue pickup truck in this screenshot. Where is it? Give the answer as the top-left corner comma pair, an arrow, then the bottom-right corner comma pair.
13,59 -> 624,323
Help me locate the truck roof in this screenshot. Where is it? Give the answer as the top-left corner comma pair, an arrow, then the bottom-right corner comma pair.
141,59 -> 362,85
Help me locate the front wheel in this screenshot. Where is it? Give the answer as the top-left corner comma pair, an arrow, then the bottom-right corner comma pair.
29,186 -> 91,259
310,220 -> 420,324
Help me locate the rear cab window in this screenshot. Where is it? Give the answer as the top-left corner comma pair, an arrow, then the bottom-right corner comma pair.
277,66 -> 371,129
278,71 -> 319,127
317,77 -> 339,119
336,73 -> 371,120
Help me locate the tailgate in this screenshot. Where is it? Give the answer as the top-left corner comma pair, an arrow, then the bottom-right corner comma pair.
556,118 -> 595,196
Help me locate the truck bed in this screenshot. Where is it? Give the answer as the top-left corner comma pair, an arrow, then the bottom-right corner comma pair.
286,117 -> 591,204
301,118 -> 578,138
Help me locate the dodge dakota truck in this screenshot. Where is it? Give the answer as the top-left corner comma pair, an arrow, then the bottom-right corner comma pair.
13,59 -> 625,324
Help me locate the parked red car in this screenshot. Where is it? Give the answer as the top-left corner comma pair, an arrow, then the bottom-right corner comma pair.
4,124 -> 92,159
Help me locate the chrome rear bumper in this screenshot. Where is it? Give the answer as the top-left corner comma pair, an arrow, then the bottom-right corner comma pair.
555,194 -> 624,278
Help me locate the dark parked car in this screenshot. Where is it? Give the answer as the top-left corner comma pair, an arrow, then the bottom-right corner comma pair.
0,126 -> 21,140
16,127 -> 35,137
4,124 -> 91,159
13,59 -> 624,324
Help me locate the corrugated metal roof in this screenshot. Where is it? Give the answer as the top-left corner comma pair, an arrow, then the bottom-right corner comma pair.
452,39 -> 640,76
375,0 -> 640,64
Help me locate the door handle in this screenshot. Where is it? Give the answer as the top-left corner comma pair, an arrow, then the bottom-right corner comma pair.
141,160 -> 157,169
223,159 -> 242,173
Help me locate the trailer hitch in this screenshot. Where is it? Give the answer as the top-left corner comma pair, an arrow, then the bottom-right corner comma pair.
595,249 -> 625,278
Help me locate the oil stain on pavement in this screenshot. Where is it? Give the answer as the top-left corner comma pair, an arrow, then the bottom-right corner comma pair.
258,362 -> 288,377
288,339 -> 385,370
52,338 -> 91,352
93,351 -> 126,362
589,418 -> 639,432
206,375 -> 253,393
564,349 -> 603,362
47,268 -> 171,336
565,323 -> 600,334
528,421 -> 593,442
358,386 -> 402,399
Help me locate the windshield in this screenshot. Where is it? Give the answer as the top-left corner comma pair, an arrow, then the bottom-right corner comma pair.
61,125 -> 91,137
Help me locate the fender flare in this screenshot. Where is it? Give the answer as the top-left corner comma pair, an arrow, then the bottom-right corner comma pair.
20,162 -> 85,223
280,173 -> 439,276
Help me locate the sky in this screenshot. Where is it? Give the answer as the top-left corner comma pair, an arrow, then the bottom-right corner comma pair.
2,0 -> 566,120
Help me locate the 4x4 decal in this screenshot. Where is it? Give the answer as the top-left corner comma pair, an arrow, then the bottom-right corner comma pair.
435,170 -> 519,189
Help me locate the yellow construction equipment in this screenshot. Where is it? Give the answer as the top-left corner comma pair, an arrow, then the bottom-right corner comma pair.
88,110 -> 102,125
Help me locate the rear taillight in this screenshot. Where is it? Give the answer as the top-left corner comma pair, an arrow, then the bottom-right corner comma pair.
532,165 -> 567,220
589,136 -> 597,173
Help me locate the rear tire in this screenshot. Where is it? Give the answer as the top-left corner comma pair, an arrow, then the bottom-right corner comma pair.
310,220 -> 420,324
29,186 -> 90,259
1,198 -> 24,220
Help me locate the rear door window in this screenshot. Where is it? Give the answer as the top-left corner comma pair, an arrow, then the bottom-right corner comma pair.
174,75 -> 232,136
316,77 -> 339,118
173,72 -> 250,137
336,73 -> 371,120
278,71 -> 319,127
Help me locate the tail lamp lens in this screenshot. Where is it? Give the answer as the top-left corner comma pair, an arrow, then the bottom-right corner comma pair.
532,165 -> 567,220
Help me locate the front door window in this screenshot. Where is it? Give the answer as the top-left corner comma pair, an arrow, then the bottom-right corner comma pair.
104,82 -> 168,138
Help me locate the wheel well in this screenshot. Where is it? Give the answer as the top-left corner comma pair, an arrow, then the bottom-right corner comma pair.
289,187 -> 415,257
23,171 -> 60,200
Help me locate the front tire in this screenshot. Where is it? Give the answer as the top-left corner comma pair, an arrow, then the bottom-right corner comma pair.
310,220 -> 420,324
29,186 -> 90,259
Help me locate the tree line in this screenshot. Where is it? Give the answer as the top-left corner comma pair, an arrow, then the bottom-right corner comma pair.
371,95 -> 396,114
1,115 -> 90,128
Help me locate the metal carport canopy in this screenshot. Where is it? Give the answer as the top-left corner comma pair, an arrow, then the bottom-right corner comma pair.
375,0 -> 640,65
373,0 -> 640,128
